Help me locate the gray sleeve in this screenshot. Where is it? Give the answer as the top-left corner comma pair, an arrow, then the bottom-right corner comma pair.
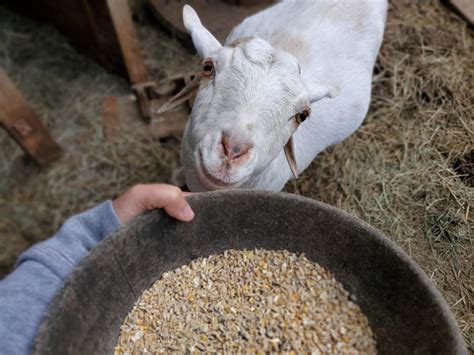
0,200 -> 121,355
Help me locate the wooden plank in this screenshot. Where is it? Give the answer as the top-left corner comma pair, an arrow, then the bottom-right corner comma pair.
105,0 -> 152,119
106,0 -> 149,84
0,70 -> 61,168
448,0 -> 474,25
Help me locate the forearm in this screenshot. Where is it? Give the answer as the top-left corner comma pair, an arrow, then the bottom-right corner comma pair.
0,200 -> 121,355
20,200 -> 121,276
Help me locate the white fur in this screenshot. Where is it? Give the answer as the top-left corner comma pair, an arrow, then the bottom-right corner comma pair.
183,5 -> 222,57
181,1 -> 388,192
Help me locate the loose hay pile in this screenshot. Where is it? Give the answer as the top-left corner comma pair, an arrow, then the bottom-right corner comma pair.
115,250 -> 376,354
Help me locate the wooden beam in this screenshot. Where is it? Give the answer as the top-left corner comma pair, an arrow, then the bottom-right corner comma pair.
0,70 -> 61,168
106,0 -> 149,85
106,0 -> 154,120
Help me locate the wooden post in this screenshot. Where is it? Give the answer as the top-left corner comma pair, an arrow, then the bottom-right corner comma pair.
0,70 -> 61,168
106,0 -> 157,121
106,0 -> 149,85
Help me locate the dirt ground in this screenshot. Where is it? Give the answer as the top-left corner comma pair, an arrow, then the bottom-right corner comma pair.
0,0 -> 472,349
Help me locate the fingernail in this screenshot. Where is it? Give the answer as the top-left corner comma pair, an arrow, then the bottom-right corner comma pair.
181,204 -> 194,220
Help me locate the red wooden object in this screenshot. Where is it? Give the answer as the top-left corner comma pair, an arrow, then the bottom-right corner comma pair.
0,70 -> 61,168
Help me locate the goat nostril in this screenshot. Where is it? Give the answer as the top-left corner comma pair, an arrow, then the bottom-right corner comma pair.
232,145 -> 241,155
222,139 -> 230,159
221,136 -> 250,161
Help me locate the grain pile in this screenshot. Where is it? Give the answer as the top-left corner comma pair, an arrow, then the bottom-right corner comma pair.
115,250 -> 376,354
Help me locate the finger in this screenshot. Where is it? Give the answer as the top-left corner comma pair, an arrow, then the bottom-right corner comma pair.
138,184 -> 195,222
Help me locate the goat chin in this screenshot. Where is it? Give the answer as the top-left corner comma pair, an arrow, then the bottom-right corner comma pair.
184,151 -> 296,193
187,171 -> 291,192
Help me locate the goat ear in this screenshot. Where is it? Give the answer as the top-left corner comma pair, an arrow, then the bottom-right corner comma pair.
284,135 -> 298,180
309,84 -> 341,103
183,5 -> 222,58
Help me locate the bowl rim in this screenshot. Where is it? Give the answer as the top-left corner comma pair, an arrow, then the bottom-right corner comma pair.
34,189 -> 467,354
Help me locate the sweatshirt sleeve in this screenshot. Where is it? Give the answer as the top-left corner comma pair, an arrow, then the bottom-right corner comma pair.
0,200 -> 121,355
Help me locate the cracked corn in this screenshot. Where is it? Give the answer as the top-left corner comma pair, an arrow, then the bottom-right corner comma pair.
115,249 -> 377,354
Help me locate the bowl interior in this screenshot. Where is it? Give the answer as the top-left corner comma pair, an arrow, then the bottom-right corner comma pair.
33,190 -> 465,354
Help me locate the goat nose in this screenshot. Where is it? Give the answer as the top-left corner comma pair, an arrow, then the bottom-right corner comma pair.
222,135 -> 251,161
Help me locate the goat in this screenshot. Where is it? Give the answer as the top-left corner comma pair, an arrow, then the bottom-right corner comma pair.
159,1 -> 388,191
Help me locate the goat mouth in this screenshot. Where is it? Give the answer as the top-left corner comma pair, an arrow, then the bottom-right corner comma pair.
197,154 -> 236,188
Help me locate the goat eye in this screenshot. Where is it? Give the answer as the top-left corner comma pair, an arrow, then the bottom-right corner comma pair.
295,107 -> 311,124
202,59 -> 214,77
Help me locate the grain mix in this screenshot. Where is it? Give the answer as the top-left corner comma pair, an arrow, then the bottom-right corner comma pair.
115,249 -> 376,354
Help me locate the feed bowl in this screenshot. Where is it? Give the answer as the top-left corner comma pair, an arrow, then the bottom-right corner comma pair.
33,191 -> 466,354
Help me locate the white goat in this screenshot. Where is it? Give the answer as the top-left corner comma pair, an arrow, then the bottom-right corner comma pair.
164,1 -> 387,192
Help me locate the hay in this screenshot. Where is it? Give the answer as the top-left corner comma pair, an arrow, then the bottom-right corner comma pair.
0,0 -> 472,349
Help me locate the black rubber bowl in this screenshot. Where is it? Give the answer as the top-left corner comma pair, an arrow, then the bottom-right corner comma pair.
33,191 -> 466,354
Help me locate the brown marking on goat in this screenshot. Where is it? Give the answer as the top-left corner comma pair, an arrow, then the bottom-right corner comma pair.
325,2 -> 369,32
228,37 -> 256,48
269,32 -> 311,66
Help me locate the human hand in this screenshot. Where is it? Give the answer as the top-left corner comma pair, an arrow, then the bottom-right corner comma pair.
112,184 -> 195,224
